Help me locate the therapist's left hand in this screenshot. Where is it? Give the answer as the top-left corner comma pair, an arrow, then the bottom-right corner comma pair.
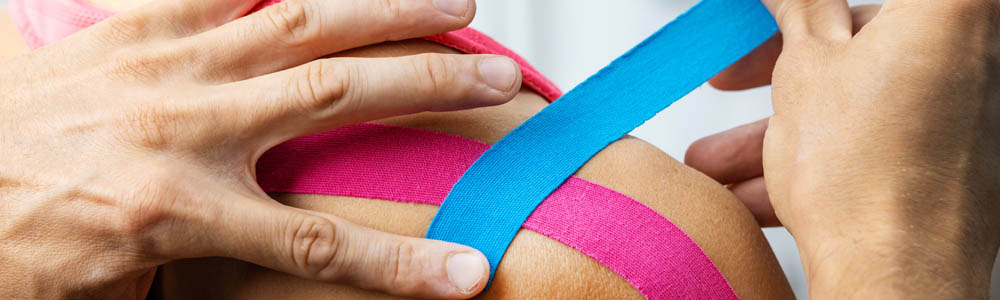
0,0 -> 518,299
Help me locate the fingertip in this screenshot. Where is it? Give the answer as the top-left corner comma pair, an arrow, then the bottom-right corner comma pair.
445,250 -> 489,297
396,240 -> 488,299
685,132 -> 735,181
433,0 -> 476,25
730,177 -> 781,227
478,56 -> 520,92
462,0 -> 479,27
466,0 -> 479,24
476,56 -> 521,104
685,119 -> 770,184
708,74 -> 748,91
684,136 -> 714,169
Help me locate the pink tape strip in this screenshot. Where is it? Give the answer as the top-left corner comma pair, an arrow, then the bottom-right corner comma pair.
258,123 -> 738,300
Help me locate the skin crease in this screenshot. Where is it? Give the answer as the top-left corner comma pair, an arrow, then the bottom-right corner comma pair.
1,0 -> 794,299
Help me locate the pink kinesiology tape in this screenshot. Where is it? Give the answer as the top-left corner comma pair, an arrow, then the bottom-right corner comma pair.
258,123 -> 738,299
8,0 -> 738,298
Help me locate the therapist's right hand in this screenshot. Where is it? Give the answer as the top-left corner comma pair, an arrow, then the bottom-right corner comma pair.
690,0 -> 999,298
0,0 -> 519,299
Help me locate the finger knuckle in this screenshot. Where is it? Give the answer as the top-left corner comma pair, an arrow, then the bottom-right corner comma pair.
96,15 -> 150,44
115,106 -> 191,151
119,168 -> 180,235
386,241 -> 421,292
772,0 -> 824,34
375,0 -> 404,22
262,0 -> 322,47
290,60 -> 352,114
771,0 -> 800,24
286,214 -> 344,279
362,0 -> 406,41
415,54 -> 455,96
105,49 -> 176,81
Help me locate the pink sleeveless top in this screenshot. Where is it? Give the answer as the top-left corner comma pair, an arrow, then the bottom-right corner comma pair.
7,1 -> 738,299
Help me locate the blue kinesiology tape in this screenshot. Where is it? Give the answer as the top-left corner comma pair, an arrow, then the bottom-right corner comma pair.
426,0 -> 778,285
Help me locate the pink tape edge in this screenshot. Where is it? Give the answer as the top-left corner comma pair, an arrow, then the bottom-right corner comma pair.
257,123 -> 738,300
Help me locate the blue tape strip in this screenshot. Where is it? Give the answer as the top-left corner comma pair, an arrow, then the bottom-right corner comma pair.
426,0 -> 777,284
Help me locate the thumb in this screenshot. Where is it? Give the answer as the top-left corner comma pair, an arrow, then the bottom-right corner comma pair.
208,199 -> 490,299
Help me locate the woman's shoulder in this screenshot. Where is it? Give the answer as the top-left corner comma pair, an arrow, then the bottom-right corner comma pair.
158,39 -> 795,299
576,136 -> 794,299
367,39 -> 794,296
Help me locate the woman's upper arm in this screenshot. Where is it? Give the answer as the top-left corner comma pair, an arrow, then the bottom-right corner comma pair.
576,137 -> 795,300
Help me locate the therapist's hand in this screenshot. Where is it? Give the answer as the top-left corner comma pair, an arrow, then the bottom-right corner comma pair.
686,4 -> 881,227
694,1 -> 999,298
0,0 -> 518,299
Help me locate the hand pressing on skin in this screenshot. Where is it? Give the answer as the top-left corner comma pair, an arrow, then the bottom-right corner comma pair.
0,0 -> 520,299
693,1 -> 999,298
686,5 -> 882,227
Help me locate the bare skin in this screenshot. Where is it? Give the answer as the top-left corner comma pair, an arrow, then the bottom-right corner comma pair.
0,1 -> 794,299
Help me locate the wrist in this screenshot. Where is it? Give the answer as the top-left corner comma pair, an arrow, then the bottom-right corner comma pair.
788,189 -> 997,299
799,234 -> 995,299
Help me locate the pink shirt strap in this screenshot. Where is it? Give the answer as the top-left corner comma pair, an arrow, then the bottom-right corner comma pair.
258,123 -> 738,300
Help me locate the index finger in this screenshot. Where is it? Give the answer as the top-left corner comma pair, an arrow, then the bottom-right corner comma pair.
214,54 -> 521,148
190,0 -> 478,81
685,118 -> 769,184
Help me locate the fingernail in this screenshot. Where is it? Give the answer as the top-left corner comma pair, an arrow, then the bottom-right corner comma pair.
434,0 -> 469,17
478,57 -> 518,92
446,252 -> 486,294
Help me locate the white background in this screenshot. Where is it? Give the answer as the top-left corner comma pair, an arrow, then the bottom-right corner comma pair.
2,0 -> 997,298
468,1 -> 1000,299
